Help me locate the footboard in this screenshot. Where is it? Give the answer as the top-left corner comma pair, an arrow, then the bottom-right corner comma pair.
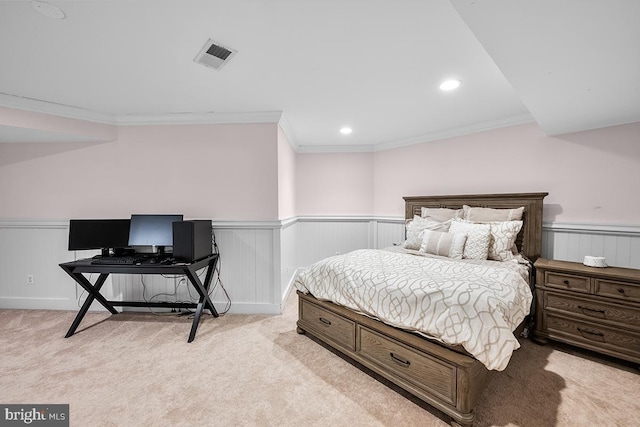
296,291 -> 494,427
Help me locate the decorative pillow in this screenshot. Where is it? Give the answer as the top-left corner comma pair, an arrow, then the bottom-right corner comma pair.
463,205 -> 525,222
487,220 -> 523,261
419,230 -> 467,259
449,219 -> 491,260
403,216 -> 452,250
421,207 -> 463,222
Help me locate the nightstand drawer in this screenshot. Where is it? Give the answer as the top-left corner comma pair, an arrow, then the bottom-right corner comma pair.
300,299 -> 356,351
546,314 -> 640,357
544,271 -> 590,292
358,326 -> 456,405
595,279 -> 640,303
546,293 -> 640,330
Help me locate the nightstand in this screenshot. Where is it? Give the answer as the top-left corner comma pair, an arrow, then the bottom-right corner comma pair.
533,258 -> 640,364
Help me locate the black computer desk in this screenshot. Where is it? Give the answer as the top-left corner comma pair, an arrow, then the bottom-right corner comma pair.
59,254 -> 219,342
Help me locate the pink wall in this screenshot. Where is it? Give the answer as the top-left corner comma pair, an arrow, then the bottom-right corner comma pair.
295,152 -> 374,216
277,126 -> 296,219
0,123 -> 280,220
373,122 -> 640,224
2,108 -> 638,226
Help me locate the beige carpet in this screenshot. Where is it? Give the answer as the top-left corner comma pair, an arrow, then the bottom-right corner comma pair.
0,293 -> 638,427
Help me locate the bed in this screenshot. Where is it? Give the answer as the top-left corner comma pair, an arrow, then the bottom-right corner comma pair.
295,192 -> 547,427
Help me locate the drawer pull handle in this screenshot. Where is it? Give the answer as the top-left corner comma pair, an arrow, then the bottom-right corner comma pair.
318,317 -> 332,326
390,352 -> 411,367
578,305 -> 606,318
618,288 -> 626,294
577,327 -> 605,342
563,280 -> 570,286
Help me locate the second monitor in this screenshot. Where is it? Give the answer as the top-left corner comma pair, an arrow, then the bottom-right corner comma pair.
128,214 -> 184,256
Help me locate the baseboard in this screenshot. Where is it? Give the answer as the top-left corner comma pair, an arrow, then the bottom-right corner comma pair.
0,296 -> 283,316
215,301 -> 281,315
0,297 -> 77,311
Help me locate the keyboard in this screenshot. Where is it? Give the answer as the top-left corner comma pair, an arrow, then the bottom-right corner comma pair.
91,256 -> 138,265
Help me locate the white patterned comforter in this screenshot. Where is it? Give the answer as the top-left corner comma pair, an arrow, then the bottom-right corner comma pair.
294,248 -> 532,371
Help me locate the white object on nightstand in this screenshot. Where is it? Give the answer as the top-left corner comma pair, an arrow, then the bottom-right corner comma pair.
583,255 -> 608,268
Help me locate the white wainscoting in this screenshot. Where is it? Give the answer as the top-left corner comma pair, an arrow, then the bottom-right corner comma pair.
0,220 -> 75,310
0,219 -> 289,315
288,217 -> 640,269
292,217 -> 372,268
279,219 -> 298,302
373,218 -> 406,249
542,223 -> 640,269
211,222 -> 283,314
1,218 -> 639,315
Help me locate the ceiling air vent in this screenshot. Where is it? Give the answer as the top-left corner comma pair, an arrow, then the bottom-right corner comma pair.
194,39 -> 237,71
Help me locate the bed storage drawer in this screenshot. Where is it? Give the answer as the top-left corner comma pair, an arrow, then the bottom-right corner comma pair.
299,299 -> 356,351
297,291 -> 490,426
357,326 -> 456,405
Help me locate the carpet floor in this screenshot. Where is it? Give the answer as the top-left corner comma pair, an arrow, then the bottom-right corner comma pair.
0,292 -> 638,426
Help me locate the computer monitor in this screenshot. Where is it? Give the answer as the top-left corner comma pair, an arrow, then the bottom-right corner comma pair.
68,219 -> 131,256
128,214 -> 183,256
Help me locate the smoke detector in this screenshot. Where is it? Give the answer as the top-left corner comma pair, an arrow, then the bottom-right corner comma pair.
194,39 -> 237,71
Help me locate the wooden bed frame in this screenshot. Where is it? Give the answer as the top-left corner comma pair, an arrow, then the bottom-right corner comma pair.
296,192 -> 547,426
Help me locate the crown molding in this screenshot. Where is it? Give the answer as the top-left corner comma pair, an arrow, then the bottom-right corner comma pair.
0,93 -> 283,127
296,144 -> 375,153
292,113 -> 536,153
116,111 -> 283,126
276,113 -> 300,152
0,92 -> 537,153
372,113 -> 536,152
0,92 -> 115,125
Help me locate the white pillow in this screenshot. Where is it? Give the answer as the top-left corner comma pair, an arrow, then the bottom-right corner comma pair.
463,205 -> 524,222
421,207 -> 463,222
449,219 -> 491,260
419,230 -> 467,259
403,216 -> 451,250
487,220 -> 523,261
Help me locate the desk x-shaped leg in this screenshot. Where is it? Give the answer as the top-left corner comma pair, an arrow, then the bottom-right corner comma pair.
61,271 -> 118,338
184,256 -> 219,342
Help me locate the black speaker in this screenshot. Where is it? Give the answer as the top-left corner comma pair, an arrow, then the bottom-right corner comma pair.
172,220 -> 213,262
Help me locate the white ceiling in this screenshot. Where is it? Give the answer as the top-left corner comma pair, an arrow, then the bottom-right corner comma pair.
0,0 -> 638,151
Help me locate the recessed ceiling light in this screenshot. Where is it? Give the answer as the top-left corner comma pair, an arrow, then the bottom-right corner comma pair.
31,1 -> 66,19
439,79 -> 461,91
339,127 -> 353,135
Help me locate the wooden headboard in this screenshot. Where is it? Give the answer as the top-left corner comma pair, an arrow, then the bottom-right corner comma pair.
403,192 -> 548,262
